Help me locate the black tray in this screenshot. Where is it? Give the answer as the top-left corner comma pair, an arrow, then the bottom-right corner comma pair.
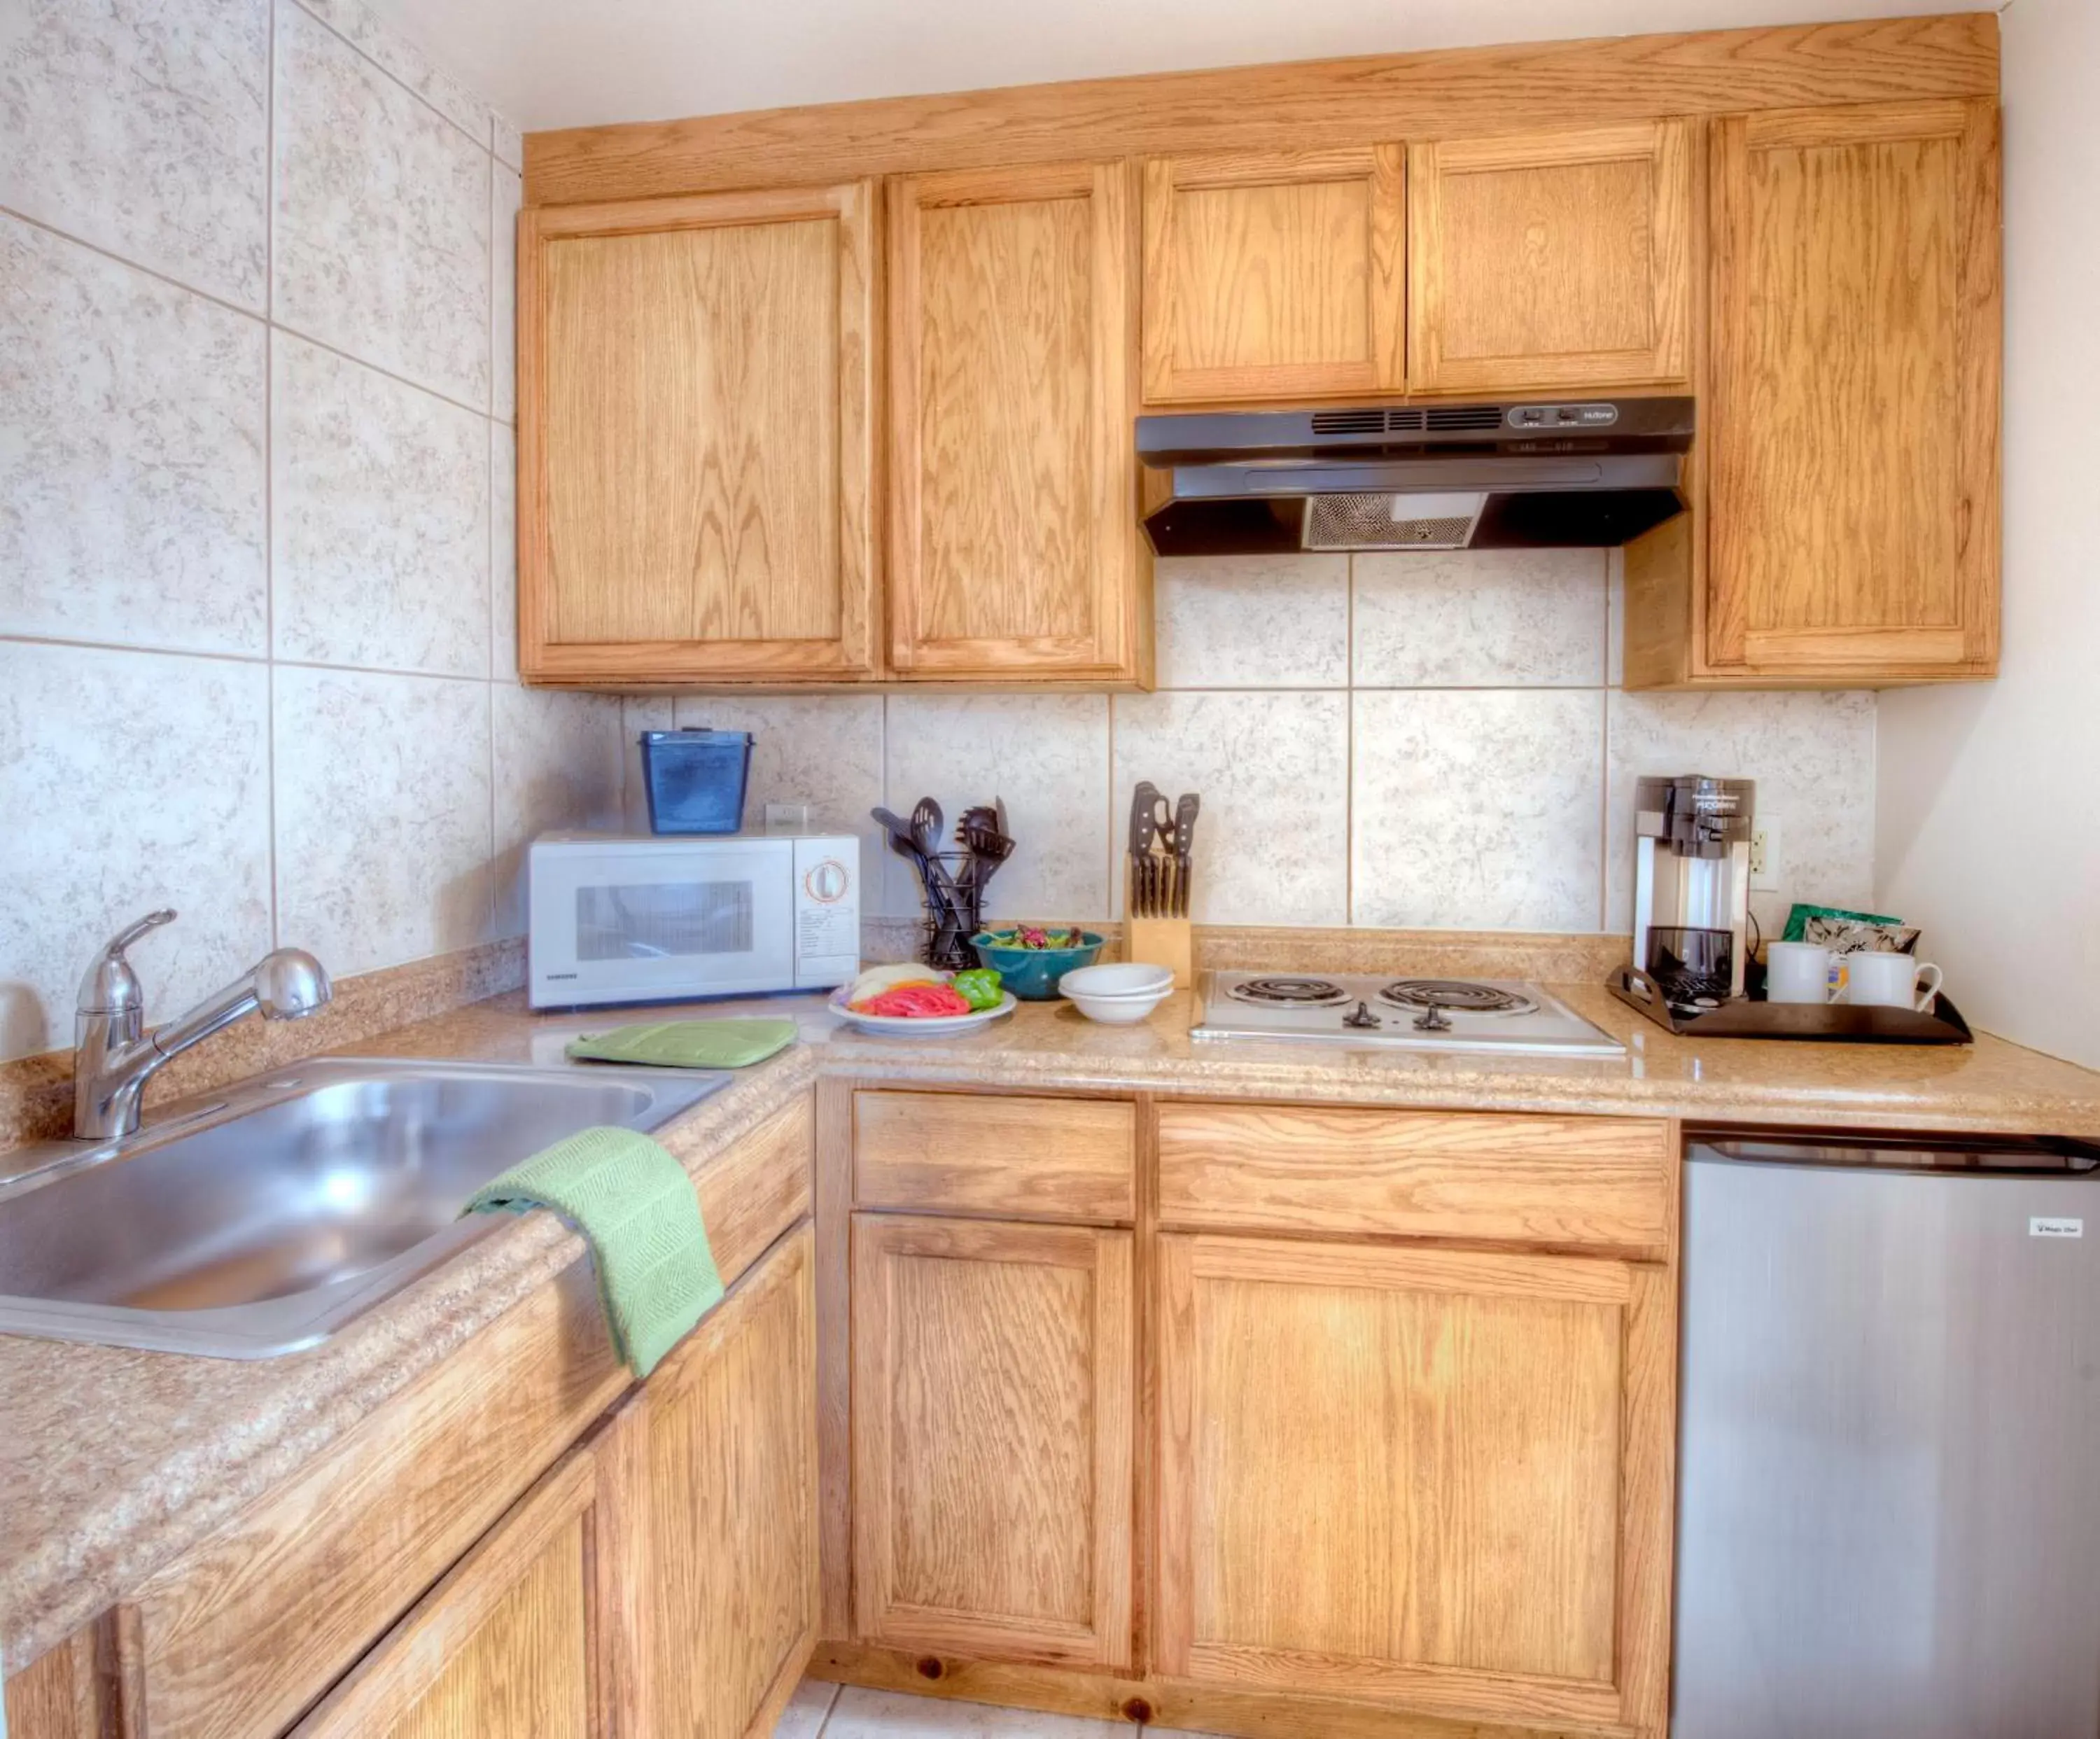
1610,967 -> 1975,1044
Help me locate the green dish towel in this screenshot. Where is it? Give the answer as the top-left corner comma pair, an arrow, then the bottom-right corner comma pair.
463,1126 -> 722,1377
564,1017 -> 797,1070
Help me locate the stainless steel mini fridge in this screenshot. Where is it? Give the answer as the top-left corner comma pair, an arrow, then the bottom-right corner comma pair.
1675,1131 -> 2100,1738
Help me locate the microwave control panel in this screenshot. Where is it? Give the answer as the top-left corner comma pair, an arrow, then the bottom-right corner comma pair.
793,834 -> 860,989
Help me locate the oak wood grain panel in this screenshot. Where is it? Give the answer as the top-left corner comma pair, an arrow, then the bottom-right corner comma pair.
887,160 -> 1149,682
1142,147 -> 1404,402
607,1224 -> 818,1739
1,1628 -> 101,1739
815,1077 -> 856,1640
519,183 -> 878,684
526,14 -> 2000,204
852,1214 -> 1133,1668
1408,121 -> 1689,393
1157,1234 -> 1653,1730
1707,98 -> 1998,676
289,1451 -> 600,1739
813,1640 -> 1639,1739
854,1090 -> 1136,1222
1155,1103 -> 1672,1252
115,1091 -> 811,1739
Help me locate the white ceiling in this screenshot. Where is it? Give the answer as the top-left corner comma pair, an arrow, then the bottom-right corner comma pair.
360,0 -> 1994,134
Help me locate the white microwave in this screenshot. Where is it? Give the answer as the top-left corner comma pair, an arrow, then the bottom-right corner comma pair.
528,831 -> 860,1010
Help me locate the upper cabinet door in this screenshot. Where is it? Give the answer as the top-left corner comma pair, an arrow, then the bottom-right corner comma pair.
1408,121 -> 1691,394
888,162 -> 1150,683
1141,148 -> 1406,403
1707,99 -> 2000,676
519,183 -> 880,683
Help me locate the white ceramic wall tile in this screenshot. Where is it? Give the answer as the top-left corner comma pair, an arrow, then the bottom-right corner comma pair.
1152,553 -> 1350,688
0,216 -> 267,655
491,422 -> 518,681
490,161 -> 520,421
274,666 -> 493,976
1605,547 -> 1627,687
771,1678 -> 836,1739
293,0 -> 491,144
1606,690 -> 1878,935
1352,549 -> 1608,687
1353,689 -> 1605,930
0,0 -> 269,308
1112,692 -> 1350,926
884,696 -> 1112,923
490,687 -> 626,937
272,337 -> 490,676
273,0 -> 491,407
822,1686 -> 1121,1738
491,113 -> 524,173
673,694 -> 885,867
0,643 -> 272,1063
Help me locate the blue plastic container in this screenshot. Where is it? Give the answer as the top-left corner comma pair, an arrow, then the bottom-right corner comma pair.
637,729 -> 753,834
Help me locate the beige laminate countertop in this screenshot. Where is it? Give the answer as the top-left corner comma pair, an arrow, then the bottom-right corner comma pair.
8,981 -> 2100,1670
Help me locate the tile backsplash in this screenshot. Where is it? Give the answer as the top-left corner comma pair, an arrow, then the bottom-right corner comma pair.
0,0 -> 620,1064
643,552 -> 1879,938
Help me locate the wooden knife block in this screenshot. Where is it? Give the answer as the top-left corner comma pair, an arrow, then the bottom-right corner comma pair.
1126,916 -> 1192,989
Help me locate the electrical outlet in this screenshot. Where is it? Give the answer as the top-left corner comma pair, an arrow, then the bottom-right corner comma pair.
1749,819 -> 1782,891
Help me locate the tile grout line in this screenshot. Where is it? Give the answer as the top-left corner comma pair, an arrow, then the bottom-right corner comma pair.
288,0 -> 494,157
1345,552 -> 1357,926
265,0 -> 280,949
0,200 -> 268,323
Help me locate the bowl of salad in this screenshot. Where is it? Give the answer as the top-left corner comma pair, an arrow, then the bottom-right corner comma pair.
967,926 -> 1105,1001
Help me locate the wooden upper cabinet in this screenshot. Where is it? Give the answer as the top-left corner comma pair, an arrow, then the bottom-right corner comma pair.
518,183 -> 880,683
1156,1234 -> 1674,1735
1408,121 -> 1691,393
852,1213 -> 1134,1668
1705,99 -> 2000,677
888,162 -> 1150,683
1141,148 -> 1406,403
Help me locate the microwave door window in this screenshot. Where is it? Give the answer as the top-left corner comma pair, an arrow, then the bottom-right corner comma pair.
577,881 -> 757,961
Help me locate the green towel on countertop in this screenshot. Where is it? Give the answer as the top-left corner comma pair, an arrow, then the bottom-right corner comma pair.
463,1126 -> 722,1377
564,1017 -> 797,1070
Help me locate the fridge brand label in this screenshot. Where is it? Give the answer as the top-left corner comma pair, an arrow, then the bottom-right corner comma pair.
2029,1217 -> 2084,1238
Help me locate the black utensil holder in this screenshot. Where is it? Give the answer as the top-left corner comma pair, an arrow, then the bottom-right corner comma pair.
916,851 -> 984,972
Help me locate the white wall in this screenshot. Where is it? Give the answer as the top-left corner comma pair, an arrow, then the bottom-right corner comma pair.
1877,0 -> 2100,1069
0,0 -> 622,1064
636,553 -> 1880,939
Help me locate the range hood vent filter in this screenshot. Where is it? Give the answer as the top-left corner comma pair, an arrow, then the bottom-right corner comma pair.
1303,491 -> 1485,552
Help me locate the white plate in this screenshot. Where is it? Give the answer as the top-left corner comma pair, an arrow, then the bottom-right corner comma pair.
828,987 -> 1018,1037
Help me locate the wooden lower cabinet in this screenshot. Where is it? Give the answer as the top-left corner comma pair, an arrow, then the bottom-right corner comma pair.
290,1448 -> 606,1739
602,1222 -> 820,1739
850,1213 -> 1134,1668
1155,1232 -> 1674,1735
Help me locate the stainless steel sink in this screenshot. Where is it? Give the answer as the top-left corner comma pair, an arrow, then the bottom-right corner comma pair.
0,1057 -> 727,1359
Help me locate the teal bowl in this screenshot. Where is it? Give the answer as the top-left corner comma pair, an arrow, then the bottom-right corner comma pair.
969,930 -> 1105,1000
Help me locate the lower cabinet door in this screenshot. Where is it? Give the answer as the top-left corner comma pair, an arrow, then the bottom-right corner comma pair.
601,1222 -> 820,1739
288,1445 -> 607,1739
852,1213 -> 1135,1668
1155,1234 -> 1674,1735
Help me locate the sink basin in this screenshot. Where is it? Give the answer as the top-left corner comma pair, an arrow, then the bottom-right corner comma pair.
0,1057 -> 727,1358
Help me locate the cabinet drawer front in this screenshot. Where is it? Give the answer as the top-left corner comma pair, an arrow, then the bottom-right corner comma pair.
856,1091 -> 1136,1222
1156,1103 -> 1671,1250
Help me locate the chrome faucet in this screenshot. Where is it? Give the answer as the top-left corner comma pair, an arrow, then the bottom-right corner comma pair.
74,910 -> 334,1140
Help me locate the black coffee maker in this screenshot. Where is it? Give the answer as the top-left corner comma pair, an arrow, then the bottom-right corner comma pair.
1630,774 -> 1754,1009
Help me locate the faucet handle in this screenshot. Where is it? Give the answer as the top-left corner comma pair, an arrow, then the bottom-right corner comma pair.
78,909 -> 176,1014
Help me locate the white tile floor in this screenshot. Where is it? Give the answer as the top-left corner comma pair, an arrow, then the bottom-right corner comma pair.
775,1680 -> 1219,1737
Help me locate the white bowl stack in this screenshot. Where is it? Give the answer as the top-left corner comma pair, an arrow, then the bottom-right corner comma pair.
1057,961 -> 1176,1024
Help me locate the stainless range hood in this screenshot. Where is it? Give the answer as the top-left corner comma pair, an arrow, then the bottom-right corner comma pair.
1137,396 -> 1694,554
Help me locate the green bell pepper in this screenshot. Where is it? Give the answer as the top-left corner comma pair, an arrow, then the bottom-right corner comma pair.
951,968 -> 1004,1010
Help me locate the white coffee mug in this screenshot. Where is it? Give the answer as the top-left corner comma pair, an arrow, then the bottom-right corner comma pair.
1844,950 -> 1943,1011
1765,941 -> 1838,1004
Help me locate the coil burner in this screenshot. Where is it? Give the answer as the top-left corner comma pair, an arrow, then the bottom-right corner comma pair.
1376,979 -> 1540,1017
1226,976 -> 1350,1007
